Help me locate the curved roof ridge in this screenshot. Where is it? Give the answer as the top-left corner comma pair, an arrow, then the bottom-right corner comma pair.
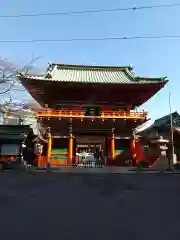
136,76 -> 168,81
47,62 -> 133,71
154,111 -> 179,123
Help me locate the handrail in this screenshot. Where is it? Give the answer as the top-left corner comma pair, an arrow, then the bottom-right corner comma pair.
36,110 -> 84,118
100,111 -> 146,117
37,110 -> 84,114
36,109 -> 147,119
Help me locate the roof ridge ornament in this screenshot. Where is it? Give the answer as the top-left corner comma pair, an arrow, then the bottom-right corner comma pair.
46,62 -> 54,73
129,64 -> 134,70
45,62 -> 55,78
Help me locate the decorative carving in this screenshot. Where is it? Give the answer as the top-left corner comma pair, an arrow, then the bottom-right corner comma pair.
112,127 -> 115,136
44,104 -> 48,109
45,73 -> 52,79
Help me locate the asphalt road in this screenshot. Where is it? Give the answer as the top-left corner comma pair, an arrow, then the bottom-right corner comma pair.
0,172 -> 180,239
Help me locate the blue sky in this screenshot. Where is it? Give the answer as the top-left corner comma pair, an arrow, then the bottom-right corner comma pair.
0,0 -> 179,120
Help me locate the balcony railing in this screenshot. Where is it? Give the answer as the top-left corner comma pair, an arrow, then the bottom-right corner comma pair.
36,109 -> 147,120
100,111 -> 147,119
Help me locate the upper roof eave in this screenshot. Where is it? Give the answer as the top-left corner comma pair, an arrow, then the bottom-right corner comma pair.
18,75 -> 168,85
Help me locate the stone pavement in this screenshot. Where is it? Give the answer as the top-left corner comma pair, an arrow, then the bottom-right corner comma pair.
37,166 -> 179,174
0,171 -> 180,239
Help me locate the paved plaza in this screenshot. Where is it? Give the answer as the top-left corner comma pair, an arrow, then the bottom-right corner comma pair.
0,171 -> 180,239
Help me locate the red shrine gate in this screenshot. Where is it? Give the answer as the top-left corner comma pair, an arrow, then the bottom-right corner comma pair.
18,63 -> 168,167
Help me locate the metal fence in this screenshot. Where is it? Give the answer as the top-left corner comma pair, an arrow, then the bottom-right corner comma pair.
82,160 -> 104,168
75,155 -> 104,168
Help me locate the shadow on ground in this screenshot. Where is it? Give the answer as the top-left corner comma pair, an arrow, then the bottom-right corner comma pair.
0,172 -> 180,239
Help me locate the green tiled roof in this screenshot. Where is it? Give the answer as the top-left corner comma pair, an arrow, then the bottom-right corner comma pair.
23,63 -> 168,85
0,125 -> 33,140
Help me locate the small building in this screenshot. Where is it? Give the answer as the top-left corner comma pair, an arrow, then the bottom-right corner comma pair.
0,125 -> 35,165
137,111 -> 180,165
18,63 -> 168,167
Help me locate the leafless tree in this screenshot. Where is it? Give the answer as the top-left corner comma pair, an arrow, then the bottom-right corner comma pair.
0,58 -> 17,95
0,56 -> 41,123
0,56 -> 41,96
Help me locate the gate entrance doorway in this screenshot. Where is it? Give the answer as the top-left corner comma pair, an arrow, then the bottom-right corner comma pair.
76,135 -> 105,153
76,135 -> 105,166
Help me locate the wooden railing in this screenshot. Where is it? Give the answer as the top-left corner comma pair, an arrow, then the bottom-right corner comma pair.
36,110 -> 84,118
36,109 -> 147,120
100,111 -> 147,119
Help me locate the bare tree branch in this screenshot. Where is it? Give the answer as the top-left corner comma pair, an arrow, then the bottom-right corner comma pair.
0,56 -> 41,96
19,56 -> 42,75
0,79 -> 16,94
0,56 -> 42,125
